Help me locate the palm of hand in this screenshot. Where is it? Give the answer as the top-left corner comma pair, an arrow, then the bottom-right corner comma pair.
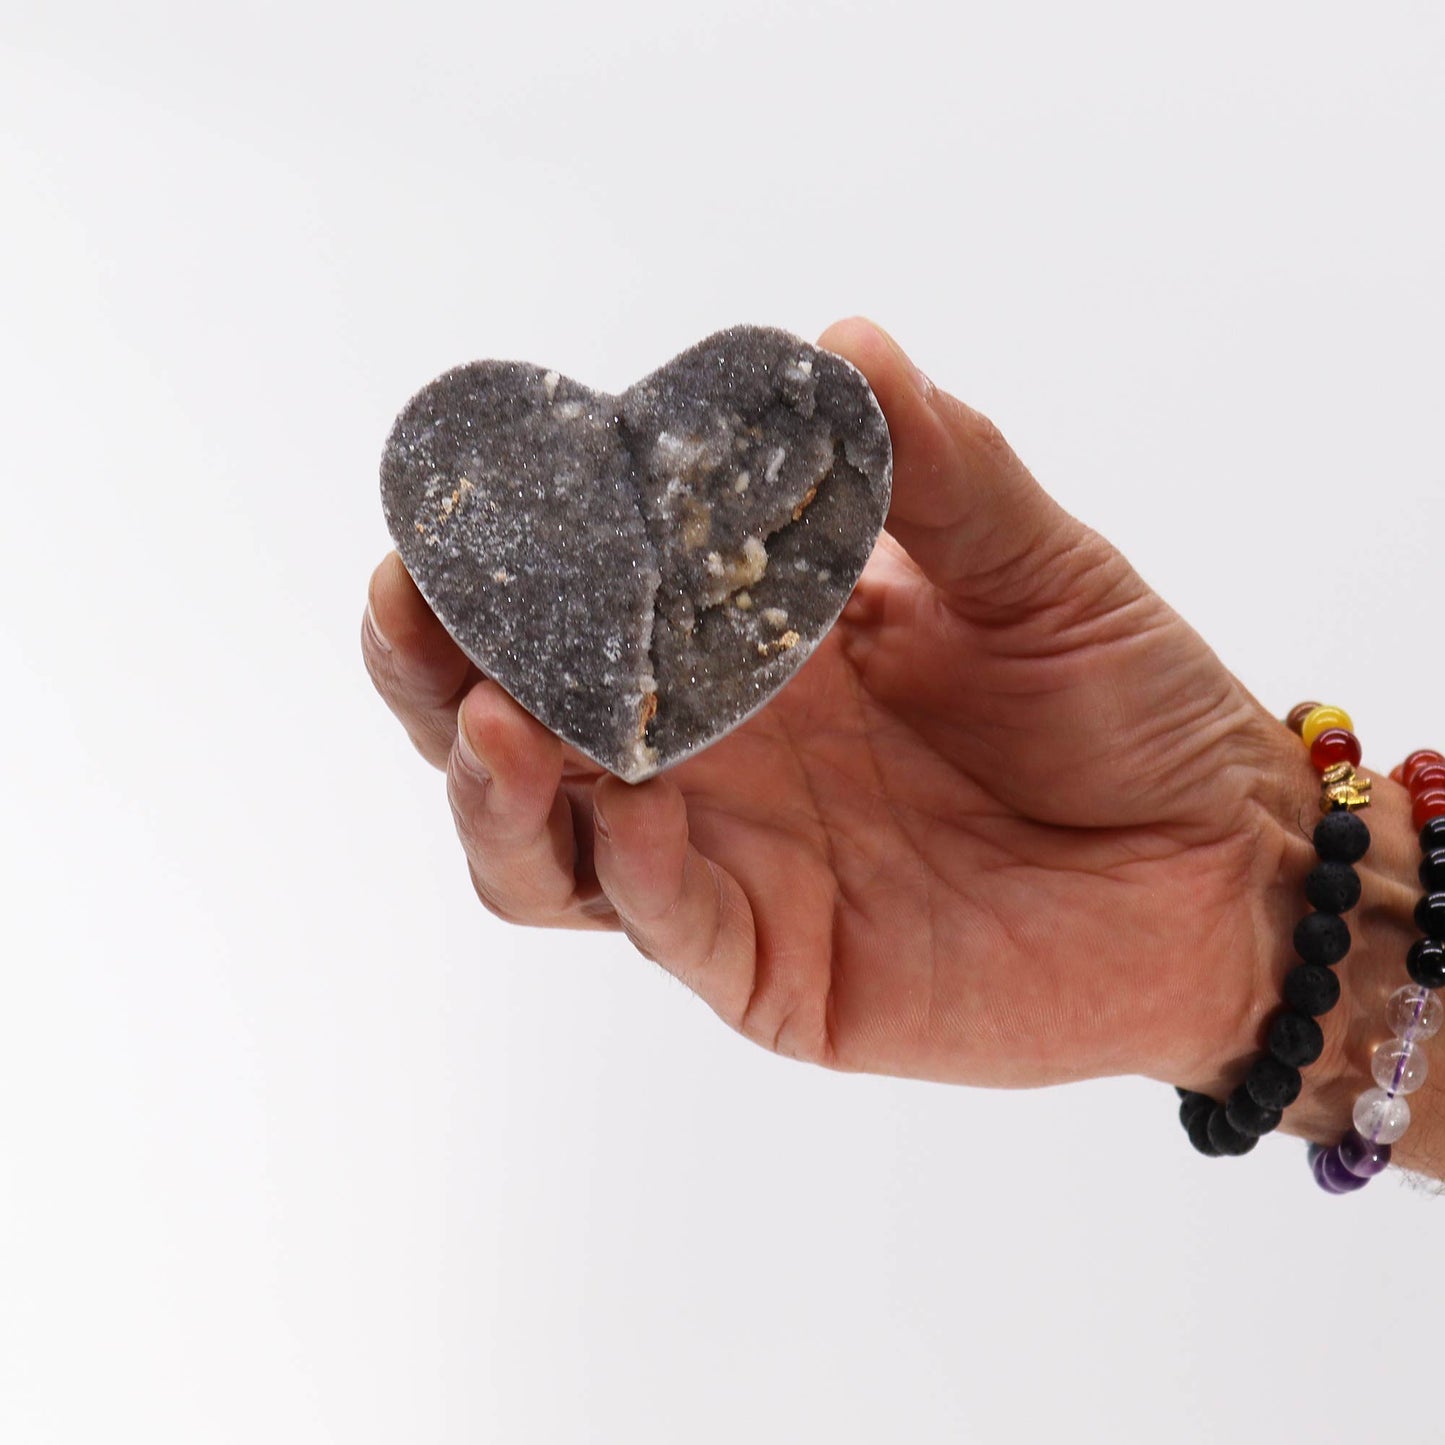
623,525 -> 1282,1089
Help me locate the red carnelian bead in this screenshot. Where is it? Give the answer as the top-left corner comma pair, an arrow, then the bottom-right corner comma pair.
1410,763 -> 1445,796
1404,750 -> 1445,786
1414,791 -> 1445,831
1310,729 -> 1362,770
1392,764 -> 1408,785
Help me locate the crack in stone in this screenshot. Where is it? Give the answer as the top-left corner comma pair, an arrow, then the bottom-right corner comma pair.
615,415 -> 841,768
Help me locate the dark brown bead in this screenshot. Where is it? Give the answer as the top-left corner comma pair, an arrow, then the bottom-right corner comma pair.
1287,701 -> 1323,736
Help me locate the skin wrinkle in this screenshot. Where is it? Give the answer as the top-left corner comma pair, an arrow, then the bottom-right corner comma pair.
658,857 -> 726,997
707,859 -> 757,1028
846,605 -> 1240,881
682,793 -> 823,1040
959,615 -> 1193,710
562,789 -> 599,901
843,567 -> 1236,821
776,652 -> 1162,1076
882,774 -> 1279,1081
720,659 -> 903,1062
838,657 -> 941,1066
938,527 -> 1133,638
750,703 -> 841,1063
466,861 -> 580,932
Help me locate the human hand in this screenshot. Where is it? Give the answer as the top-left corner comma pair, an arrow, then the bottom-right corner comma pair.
362,319 -> 1401,1120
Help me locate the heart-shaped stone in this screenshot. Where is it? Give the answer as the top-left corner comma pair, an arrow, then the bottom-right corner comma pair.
380,325 -> 892,781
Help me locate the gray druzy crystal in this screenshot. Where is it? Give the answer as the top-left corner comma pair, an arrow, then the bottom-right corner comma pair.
380,325 -> 893,781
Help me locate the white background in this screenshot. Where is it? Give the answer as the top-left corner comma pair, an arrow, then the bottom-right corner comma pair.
2,3 -> 1442,1441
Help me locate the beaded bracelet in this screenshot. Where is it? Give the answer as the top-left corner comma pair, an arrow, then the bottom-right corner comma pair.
1177,703 -> 1371,1157
1310,750 -> 1445,1192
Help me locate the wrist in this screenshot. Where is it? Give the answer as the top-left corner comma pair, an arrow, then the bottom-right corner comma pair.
1162,720 -> 1435,1175
1281,771 -> 1440,1175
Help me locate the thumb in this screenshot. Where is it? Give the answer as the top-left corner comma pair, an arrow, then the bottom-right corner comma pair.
819,317 -> 1128,626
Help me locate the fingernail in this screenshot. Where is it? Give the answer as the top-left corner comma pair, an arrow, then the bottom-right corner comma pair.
455,712 -> 492,782
593,803 -> 611,841
364,598 -> 393,653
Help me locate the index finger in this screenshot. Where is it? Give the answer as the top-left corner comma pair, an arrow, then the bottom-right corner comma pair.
362,551 -> 481,769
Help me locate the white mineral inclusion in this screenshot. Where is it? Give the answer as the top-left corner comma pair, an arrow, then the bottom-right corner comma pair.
765,446 -> 786,484
543,370 -> 560,401
653,430 -> 700,475
733,470 -> 750,493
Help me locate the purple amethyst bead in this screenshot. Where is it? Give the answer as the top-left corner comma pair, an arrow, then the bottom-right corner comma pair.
1312,1150 -> 1345,1193
1320,1148 -> 1370,1192
1338,1127 -> 1393,1178
1313,1147 -> 1367,1193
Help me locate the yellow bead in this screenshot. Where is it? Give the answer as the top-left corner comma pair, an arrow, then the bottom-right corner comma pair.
1301,705 -> 1354,746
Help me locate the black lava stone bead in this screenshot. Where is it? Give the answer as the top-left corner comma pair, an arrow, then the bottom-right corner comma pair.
1314,811 -> 1370,864
1246,1055 -> 1303,1111
1416,893 -> 1445,941
1283,962 -> 1342,1017
1186,1105 -> 1221,1156
1179,1091 -> 1213,1131
1269,1010 -> 1325,1067
1207,1107 -> 1258,1156
1293,912 -> 1351,966
1407,938 -> 1445,989
1225,1085 -> 1283,1138
1305,861 -> 1362,914
1422,817 -> 1445,855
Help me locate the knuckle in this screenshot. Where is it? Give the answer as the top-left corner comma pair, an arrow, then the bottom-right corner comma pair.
360,620 -> 398,695
409,725 -> 456,771
466,864 -> 532,927
739,985 -> 828,1064
938,393 -> 1014,465
620,920 -> 663,964
446,762 -> 490,846
966,410 -> 1013,466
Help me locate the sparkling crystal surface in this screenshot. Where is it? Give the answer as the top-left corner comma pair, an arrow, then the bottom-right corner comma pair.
381,327 -> 892,781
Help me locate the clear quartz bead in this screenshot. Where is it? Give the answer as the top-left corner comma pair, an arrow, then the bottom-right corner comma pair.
1354,1087 -> 1412,1144
1372,1040 -> 1429,1094
1387,986 -> 1444,1041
